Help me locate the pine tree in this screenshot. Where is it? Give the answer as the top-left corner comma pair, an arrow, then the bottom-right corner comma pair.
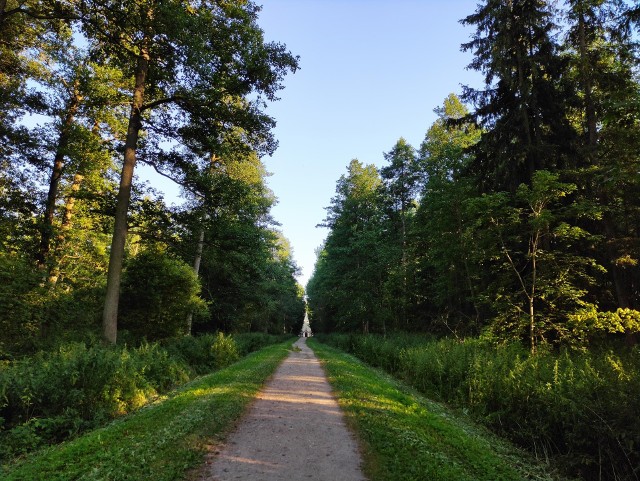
461,0 -> 575,192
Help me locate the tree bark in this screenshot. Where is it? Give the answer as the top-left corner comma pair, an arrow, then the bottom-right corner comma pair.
47,172 -> 84,285
38,80 -> 81,268
185,228 -> 205,335
577,5 -> 598,147
102,48 -> 149,344
0,0 -> 7,23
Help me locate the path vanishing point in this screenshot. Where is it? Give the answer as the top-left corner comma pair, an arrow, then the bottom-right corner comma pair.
199,337 -> 367,481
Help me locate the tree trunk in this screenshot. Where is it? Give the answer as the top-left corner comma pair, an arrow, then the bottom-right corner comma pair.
529,296 -> 535,354
102,48 -> 149,344
530,233 -> 538,354
185,228 -> 205,335
47,173 -> 84,285
514,36 -> 535,183
0,0 -> 7,25
577,6 -> 598,147
38,80 -> 81,268
602,212 -> 631,309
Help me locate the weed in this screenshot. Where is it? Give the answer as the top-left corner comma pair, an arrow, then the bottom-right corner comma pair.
308,339 -> 564,481
1,341 -> 291,480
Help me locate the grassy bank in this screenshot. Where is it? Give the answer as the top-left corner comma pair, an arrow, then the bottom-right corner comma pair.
0,333 -> 289,460
317,333 -> 640,481
1,340 -> 292,480
308,339 -> 564,481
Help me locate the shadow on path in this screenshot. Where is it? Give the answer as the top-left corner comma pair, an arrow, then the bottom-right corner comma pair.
199,338 -> 367,481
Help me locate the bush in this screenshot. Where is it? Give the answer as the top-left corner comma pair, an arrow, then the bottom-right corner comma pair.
164,332 -> 240,375
233,333 -> 292,357
0,253 -> 45,357
0,332 -> 291,462
319,333 -> 640,481
0,342 -> 191,459
119,249 -> 208,341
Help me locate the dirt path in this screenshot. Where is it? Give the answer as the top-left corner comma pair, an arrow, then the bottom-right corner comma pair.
199,337 -> 367,481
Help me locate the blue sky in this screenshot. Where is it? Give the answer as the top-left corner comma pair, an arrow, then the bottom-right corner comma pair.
255,0 -> 483,287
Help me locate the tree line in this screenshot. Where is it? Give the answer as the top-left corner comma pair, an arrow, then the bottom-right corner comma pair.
0,0 -> 305,355
308,0 -> 640,352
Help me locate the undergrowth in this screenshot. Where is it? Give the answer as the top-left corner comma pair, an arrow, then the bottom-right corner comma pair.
316,333 -> 640,481
1,340 -> 292,480
309,339 -> 564,481
0,332 -> 290,463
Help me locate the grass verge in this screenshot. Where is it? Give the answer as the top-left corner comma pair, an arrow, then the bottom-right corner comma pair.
308,339 -> 568,481
1,340 -> 293,481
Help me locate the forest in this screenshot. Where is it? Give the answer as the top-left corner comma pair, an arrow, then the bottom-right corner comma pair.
306,1 -> 640,479
2,0 -> 640,479
308,0 -> 639,344
1,0 -> 309,464
0,0 -> 305,354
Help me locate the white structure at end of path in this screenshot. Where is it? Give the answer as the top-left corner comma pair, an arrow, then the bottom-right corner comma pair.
300,311 -> 312,338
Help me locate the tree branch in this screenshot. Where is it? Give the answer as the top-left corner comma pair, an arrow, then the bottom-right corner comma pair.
141,159 -> 203,199
141,95 -> 185,112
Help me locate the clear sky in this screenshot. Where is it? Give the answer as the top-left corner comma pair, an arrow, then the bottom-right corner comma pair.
254,0 -> 483,287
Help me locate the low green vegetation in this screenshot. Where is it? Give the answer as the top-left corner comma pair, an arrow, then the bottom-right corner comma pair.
318,334 -> 640,481
309,339 -> 564,481
1,340 -> 292,480
0,333 -> 290,463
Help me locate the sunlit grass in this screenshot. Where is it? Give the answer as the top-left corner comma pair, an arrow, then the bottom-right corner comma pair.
309,339 -> 568,481
1,341 -> 293,481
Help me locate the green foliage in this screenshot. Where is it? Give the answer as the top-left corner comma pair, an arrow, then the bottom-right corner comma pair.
119,249 -> 208,341
0,342 -> 189,459
309,339 -> 560,481
0,333 -> 288,462
1,341 -> 291,480
411,94 -> 481,331
233,332 -> 294,357
568,308 -> 640,345
468,171 -> 603,349
319,333 -> 640,481
307,159 -> 391,333
0,253 -> 44,355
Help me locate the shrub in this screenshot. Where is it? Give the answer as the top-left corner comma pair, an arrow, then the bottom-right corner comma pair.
319,333 -> 640,481
234,333 -> 291,357
0,253 -> 45,357
119,249 -> 208,341
0,342 -> 193,459
0,332 -> 290,462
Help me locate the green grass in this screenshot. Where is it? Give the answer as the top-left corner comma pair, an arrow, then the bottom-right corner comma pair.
309,339 -> 568,481
1,341 -> 293,481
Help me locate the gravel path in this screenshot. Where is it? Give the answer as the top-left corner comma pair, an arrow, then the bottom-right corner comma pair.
200,337 -> 367,481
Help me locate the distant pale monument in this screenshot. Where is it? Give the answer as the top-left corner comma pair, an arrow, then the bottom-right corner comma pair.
300,311 -> 313,338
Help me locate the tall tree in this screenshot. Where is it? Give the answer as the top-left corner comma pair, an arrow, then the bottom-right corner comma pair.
461,0 -> 575,192
309,160 -> 388,333
564,0 -> 640,314
412,94 -> 481,333
380,138 -> 419,328
75,0 -> 298,343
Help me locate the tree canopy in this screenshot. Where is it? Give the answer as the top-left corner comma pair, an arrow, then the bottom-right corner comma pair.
308,0 -> 640,352
0,0 -> 304,352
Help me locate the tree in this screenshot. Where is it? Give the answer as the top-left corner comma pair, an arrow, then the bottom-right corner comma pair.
309,160 -> 388,333
461,0 -> 575,192
468,171 -> 602,352
75,0 -> 299,343
411,94 -> 481,333
563,0 -> 640,315
119,248 -> 207,340
380,138 -> 419,328
33,40 -> 127,285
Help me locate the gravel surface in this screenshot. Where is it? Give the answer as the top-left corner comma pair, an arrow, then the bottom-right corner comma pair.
199,337 -> 367,481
